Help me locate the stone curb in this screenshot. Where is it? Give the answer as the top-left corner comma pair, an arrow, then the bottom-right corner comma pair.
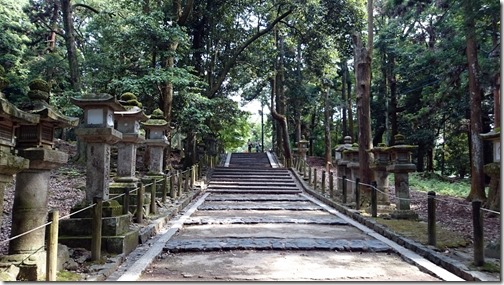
85,187 -> 203,281
289,168 -> 497,282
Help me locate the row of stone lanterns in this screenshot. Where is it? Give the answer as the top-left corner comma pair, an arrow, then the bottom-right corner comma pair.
0,75 -> 173,278
334,134 -> 418,219
57,93 -> 172,258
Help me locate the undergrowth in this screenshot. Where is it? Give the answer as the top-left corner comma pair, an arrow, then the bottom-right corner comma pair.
408,172 -> 470,198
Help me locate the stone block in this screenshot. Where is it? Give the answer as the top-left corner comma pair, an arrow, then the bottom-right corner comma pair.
58,229 -> 139,255
59,214 -> 131,236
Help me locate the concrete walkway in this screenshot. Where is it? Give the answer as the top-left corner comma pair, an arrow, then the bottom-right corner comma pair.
109,152 -> 464,281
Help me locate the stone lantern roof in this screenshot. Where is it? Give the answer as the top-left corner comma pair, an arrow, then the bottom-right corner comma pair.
141,108 -> 170,128
70,93 -> 126,111
116,92 -> 148,122
19,79 -> 79,128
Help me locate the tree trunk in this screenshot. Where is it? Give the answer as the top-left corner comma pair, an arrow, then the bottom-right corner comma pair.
464,0 -> 486,201
347,69 -> 354,141
61,0 -> 80,92
309,107 -> 317,156
323,85 -> 332,172
341,62 -> 348,139
388,54 -> 398,146
353,0 -> 374,204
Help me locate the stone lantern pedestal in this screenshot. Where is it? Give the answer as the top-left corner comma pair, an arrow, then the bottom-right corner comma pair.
369,143 -> 391,205
5,80 -> 78,280
335,136 -> 353,199
386,134 -> 418,220
346,145 -> 360,203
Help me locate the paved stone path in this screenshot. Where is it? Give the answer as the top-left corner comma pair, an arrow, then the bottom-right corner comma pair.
110,152 -> 462,281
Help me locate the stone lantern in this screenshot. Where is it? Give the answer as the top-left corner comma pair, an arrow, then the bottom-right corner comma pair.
71,93 -> 125,202
112,93 -> 147,183
386,134 -> 418,219
335,136 -> 353,197
369,143 -> 391,205
297,136 -> 309,160
8,79 -> 78,278
141,109 -> 169,176
0,71 -> 39,227
481,129 -> 500,214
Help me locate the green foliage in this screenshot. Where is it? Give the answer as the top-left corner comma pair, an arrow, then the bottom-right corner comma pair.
409,172 -> 470,198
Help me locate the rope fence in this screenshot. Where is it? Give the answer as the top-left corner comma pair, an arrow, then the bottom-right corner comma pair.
0,156 -> 215,281
290,155 -> 498,267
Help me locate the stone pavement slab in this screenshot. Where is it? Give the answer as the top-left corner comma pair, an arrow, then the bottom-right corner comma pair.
163,237 -> 392,252
198,201 -> 323,210
173,224 -> 360,239
139,251 -> 442,281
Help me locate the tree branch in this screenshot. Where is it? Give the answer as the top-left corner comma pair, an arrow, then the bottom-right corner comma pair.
207,7 -> 293,99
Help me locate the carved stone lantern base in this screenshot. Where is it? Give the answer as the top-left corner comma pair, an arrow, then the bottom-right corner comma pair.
390,209 -> 419,220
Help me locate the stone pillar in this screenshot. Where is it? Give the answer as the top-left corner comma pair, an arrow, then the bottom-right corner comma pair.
346,146 -> 360,203
369,143 -> 391,205
71,94 -> 125,202
7,79 -> 78,279
386,134 -> 418,220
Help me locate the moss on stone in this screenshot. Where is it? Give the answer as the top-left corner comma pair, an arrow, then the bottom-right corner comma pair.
151,108 -> 164,119
56,270 -> 82,281
29,79 -> 51,93
375,217 -> 470,249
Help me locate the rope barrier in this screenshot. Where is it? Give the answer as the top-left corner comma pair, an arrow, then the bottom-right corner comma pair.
59,202 -> 97,220
309,169 -> 499,215
0,221 -> 53,245
0,160 -> 205,250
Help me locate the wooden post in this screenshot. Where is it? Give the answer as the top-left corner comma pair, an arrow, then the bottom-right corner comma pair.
321,170 -> 326,194
308,167 -> 312,185
162,175 -> 168,204
342,175 -> 347,204
123,187 -> 130,215
46,210 -> 59,281
91,197 -> 103,261
177,171 -> 182,196
313,168 -> 318,190
170,174 -> 176,198
427,191 -> 436,246
136,183 -> 144,223
303,161 -> 307,178
371,181 -> 377,217
184,170 -> 189,192
191,166 -> 195,188
472,200 -> 484,266
150,180 -> 157,214
355,178 -> 360,210
329,171 -> 334,198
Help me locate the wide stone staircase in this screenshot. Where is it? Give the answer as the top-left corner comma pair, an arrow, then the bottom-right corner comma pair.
162,152 -> 391,253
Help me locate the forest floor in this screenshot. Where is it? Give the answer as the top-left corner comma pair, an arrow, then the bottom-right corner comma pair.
0,146 -> 500,280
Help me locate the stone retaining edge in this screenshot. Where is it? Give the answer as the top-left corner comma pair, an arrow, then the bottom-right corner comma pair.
288,168 -> 492,282
87,187 -> 203,281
